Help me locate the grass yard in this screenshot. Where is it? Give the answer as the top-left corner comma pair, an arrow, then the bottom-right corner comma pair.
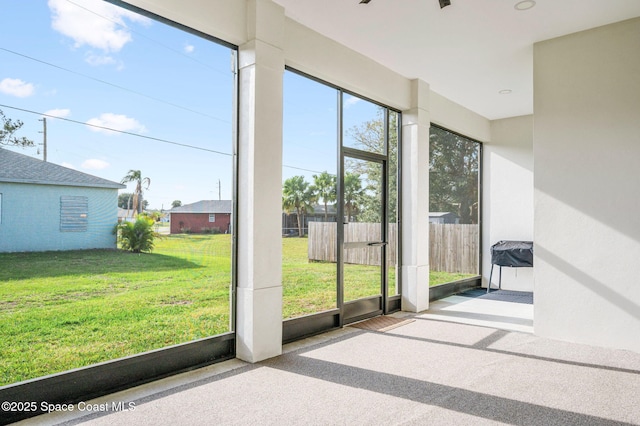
282,237 -> 400,318
430,270 -> 478,287
282,238 -> 476,318
0,234 -> 232,386
1,234 -> 476,385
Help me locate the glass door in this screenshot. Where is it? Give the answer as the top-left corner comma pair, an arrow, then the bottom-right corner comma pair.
340,150 -> 387,323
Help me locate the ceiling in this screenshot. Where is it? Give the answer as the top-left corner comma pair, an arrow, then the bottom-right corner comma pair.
272,0 -> 640,120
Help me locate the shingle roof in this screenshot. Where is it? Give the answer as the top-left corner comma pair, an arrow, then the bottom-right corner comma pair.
429,212 -> 459,217
171,200 -> 232,214
0,148 -> 124,189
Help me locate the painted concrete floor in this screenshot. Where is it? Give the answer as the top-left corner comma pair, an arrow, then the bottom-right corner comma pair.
421,291 -> 534,333
18,291 -> 640,426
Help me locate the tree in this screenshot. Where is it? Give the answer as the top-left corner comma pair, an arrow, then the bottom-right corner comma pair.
0,109 -> 34,148
282,175 -> 316,237
120,170 -> 151,216
346,108 -> 399,222
429,127 -> 479,224
312,171 -> 336,221
343,172 -> 365,222
118,192 -> 149,211
118,193 -> 134,210
171,200 -> 182,209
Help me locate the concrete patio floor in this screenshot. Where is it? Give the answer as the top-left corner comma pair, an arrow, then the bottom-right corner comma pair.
19,291 -> 640,426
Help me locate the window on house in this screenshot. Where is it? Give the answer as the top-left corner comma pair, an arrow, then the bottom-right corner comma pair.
209,214 -> 216,222
60,196 -> 88,232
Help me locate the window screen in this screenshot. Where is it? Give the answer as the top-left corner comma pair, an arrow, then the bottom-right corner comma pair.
60,196 -> 88,232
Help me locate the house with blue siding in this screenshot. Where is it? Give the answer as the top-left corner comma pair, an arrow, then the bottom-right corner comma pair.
0,148 -> 125,253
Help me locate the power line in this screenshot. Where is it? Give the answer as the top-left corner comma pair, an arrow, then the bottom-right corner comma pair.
0,104 -> 232,157
283,164 -> 328,175
2,103 -> 334,175
0,47 -> 230,124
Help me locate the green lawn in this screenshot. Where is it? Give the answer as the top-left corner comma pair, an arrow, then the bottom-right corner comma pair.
281,237 -> 398,318
0,234 -> 232,385
0,234 -> 475,385
429,270 -> 478,287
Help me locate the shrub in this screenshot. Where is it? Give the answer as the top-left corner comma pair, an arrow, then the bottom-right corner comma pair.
180,227 -> 191,234
199,227 -> 221,234
115,216 -> 158,253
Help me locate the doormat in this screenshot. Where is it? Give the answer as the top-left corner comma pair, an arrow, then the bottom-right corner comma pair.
349,316 -> 415,332
459,289 -> 533,305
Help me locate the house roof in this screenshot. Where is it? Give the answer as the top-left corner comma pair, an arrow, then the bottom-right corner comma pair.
0,148 -> 125,190
429,212 -> 459,217
312,204 -> 337,215
171,200 -> 232,214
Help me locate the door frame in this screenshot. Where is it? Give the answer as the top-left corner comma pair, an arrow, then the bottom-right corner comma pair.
338,147 -> 389,325
282,69 -> 402,342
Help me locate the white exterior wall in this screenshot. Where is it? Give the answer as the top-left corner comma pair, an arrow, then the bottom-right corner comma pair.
533,18 -> 640,352
483,115 -> 534,291
401,80 -> 431,313
430,91 -> 491,143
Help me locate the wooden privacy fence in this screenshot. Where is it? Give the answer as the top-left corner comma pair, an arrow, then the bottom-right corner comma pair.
307,222 -> 478,274
307,222 -> 397,266
429,224 -> 479,274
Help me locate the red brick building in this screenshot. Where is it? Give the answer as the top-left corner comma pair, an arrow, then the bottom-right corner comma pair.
169,200 -> 232,234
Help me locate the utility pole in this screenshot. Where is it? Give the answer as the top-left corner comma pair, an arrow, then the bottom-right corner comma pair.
38,117 -> 47,162
218,179 -> 221,200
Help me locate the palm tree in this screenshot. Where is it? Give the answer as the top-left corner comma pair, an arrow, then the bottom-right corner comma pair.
343,172 -> 364,222
121,170 -> 151,217
282,175 -> 315,237
312,171 -> 336,221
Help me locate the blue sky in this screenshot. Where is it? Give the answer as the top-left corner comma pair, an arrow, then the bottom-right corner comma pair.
1,0 -> 234,210
1,0 -> 380,210
283,71 -> 386,185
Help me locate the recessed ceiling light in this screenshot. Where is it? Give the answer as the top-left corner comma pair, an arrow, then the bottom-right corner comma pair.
514,0 -> 536,11
499,89 -> 512,95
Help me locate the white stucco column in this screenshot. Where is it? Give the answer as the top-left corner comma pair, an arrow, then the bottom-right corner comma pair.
236,0 -> 284,363
401,79 -> 430,312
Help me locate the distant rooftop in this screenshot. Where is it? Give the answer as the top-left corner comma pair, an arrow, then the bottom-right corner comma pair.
0,148 -> 125,190
429,212 -> 459,217
171,200 -> 232,214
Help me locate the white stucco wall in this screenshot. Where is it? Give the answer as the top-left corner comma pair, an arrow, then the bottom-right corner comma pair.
483,115 -> 534,291
533,18 -> 640,352
430,91 -> 491,143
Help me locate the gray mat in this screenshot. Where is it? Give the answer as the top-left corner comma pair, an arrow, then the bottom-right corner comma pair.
460,288 -> 534,304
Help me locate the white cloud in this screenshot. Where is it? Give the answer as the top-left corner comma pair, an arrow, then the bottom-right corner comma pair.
184,44 -> 195,54
343,96 -> 362,109
85,52 -> 117,67
82,158 -> 110,170
44,108 -> 71,119
86,113 -> 146,135
48,0 -> 150,53
0,78 -> 35,97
